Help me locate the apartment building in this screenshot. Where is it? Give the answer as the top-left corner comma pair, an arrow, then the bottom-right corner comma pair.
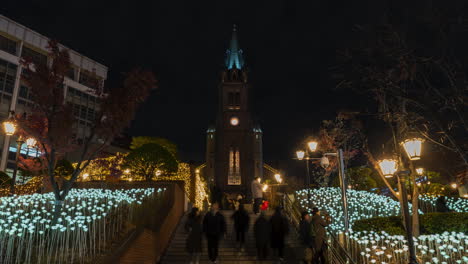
0,15 -> 108,177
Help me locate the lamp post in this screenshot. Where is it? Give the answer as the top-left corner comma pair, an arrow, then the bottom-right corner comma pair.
296,141 -> 317,209
378,137 -> 423,264
296,141 -> 350,232
2,118 -> 36,195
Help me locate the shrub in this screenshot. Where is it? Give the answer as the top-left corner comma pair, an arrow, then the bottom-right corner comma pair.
352,212 -> 468,235
352,216 -> 405,235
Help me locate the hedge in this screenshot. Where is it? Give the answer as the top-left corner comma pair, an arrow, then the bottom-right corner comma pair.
352,212 -> 468,235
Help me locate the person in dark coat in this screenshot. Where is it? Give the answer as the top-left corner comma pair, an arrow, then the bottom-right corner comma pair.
254,211 -> 270,260
202,202 -> 226,263
270,207 -> 289,262
299,211 -> 313,263
185,207 -> 202,264
231,203 -> 250,251
311,207 -> 330,264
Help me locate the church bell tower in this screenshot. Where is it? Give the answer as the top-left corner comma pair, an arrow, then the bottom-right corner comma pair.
206,25 -> 263,197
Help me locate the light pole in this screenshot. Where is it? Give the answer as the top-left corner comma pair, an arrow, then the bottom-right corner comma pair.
296,140 -> 317,209
3,118 -> 36,195
378,137 -> 423,264
296,141 -> 350,232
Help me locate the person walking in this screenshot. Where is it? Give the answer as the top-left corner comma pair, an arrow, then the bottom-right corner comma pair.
203,203 -> 227,263
185,207 -> 203,264
254,210 -> 270,260
299,211 -> 313,264
251,176 -> 263,214
270,207 -> 289,262
232,203 -> 250,251
311,207 -> 330,264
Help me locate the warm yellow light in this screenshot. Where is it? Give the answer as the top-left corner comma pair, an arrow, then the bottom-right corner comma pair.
274,173 -> 282,183
378,159 -> 398,178
128,178 -> 133,182
417,183 -> 421,187
307,141 -> 318,152
416,168 -> 424,175
347,185 -> 352,189
124,169 -> 130,174
463,194 -> 468,198
195,169 -> 200,173
296,150 -> 305,160
427,181 -> 431,185
26,137 -> 37,148
451,183 -> 458,189
257,177 -> 261,183
156,170 -> 162,176
3,121 -> 16,136
83,173 -> 89,179
396,192 -> 400,196
262,184 -> 268,192
401,138 -> 424,160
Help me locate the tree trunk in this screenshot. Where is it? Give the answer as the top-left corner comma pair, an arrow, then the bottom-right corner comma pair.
52,200 -> 64,225
409,163 -> 420,237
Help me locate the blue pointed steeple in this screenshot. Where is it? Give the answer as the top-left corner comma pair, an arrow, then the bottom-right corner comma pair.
225,25 -> 244,70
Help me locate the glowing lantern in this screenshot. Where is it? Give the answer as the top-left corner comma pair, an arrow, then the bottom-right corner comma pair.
26,137 -> 37,148
401,138 -> 424,160
378,159 -> 398,178
274,173 -> 282,183
262,184 -> 268,192
3,120 -> 16,136
416,168 -> 424,176
296,150 -> 305,160
451,183 -> 458,189
307,141 -> 318,152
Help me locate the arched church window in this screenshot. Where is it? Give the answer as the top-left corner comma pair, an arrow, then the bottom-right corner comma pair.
228,147 -> 241,185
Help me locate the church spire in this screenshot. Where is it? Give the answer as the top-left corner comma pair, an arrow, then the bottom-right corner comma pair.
225,24 -> 244,70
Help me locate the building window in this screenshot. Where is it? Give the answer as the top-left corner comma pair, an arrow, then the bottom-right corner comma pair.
66,86 -> 100,139
79,70 -> 100,90
21,46 -> 47,66
228,147 -> 241,185
67,67 -> 75,80
234,92 -> 240,106
0,35 -> 17,55
0,59 -> 17,104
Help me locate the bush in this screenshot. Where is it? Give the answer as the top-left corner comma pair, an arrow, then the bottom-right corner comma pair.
352,212 -> 468,235
352,216 -> 405,235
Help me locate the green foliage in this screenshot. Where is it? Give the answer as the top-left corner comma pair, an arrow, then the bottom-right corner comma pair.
332,167 -> 380,191
55,159 -> 74,179
353,216 -> 405,235
124,143 -> 178,181
420,213 -> 468,234
423,183 -> 450,196
0,171 -> 11,187
130,137 -> 178,159
353,212 -> 468,235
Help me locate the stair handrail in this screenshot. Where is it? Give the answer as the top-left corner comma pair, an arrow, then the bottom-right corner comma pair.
283,192 -> 357,264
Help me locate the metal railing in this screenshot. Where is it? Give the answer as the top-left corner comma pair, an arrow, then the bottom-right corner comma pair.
283,193 -> 357,264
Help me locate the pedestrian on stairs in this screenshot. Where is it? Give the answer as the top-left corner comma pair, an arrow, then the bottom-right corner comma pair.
185,207 -> 203,264
231,203 -> 250,252
311,207 -> 330,264
299,211 -> 313,264
203,202 -> 227,264
254,210 -> 270,260
270,207 -> 289,263
251,177 -> 264,214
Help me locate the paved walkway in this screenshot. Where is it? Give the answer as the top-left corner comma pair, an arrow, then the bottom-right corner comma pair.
160,210 -> 303,264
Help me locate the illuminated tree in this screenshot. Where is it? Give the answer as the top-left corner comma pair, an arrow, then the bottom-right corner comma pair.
123,143 -> 178,181
18,40 -> 156,222
130,136 -> 178,159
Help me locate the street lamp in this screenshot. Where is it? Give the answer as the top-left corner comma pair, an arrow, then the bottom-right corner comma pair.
2,118 -> 36,196
416,168 -> 424,176
378,159 -> 398,178
401,138 -> 424,160
274,173 -> 282,184
295,140 -> 350,232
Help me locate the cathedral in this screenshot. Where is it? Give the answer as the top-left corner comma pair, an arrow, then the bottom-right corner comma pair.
203,26 -> 269,198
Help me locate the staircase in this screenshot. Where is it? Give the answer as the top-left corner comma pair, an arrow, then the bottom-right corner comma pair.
160,210 -> 303,264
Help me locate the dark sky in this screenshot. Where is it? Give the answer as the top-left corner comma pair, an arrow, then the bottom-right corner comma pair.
3,0 -> 458,176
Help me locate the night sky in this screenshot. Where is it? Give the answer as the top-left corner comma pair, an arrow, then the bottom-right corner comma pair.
2,0 -> 461,176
